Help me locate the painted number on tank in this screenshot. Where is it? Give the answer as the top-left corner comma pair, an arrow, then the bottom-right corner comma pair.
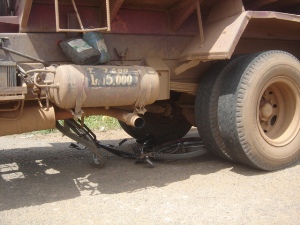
86,67 -> 139,87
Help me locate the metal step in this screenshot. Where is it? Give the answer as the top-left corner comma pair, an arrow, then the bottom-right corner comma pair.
0,87 -> 27,101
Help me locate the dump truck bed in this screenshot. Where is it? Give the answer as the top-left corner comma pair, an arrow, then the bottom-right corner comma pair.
0,0 -> 299,171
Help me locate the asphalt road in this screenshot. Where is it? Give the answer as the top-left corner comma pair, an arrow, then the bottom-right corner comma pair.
0,129 -> 299,225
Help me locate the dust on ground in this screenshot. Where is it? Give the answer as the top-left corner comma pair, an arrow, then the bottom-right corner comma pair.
0,129 -> 299,224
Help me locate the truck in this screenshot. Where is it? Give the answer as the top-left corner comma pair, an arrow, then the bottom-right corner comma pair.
0,0 -> 299,171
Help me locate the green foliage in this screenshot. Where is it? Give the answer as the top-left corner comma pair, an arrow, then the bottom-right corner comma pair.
33,129 -> 56,134
30,116 -> 120,135
84,116 -> 121,131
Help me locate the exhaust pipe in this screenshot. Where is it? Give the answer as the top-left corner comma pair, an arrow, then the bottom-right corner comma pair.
55,107 -> 145,128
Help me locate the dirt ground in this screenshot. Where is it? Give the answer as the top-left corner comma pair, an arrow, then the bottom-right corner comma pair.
0,128 -> 299,225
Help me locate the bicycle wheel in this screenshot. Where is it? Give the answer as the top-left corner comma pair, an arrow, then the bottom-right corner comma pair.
154,138 -> 207,161
56,119 -> 106,168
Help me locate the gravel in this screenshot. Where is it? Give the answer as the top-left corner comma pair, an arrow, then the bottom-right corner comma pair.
0,129 -> 299,225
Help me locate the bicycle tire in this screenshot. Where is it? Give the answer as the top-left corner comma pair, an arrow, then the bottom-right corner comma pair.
153,139 -> 207,160
56,120 -> 106,168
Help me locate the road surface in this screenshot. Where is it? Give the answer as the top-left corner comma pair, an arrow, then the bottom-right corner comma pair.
0,129 -> 299,224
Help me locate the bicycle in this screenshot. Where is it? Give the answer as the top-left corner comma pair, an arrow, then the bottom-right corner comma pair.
57,119 -> 207,168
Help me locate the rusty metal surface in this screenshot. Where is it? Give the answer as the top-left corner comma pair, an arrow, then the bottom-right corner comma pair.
234,39 -> 300,60
242,12 -> 300,41
1,0 -> 300,34
103,34 -> 194,61
0,0 -> 299,94
180,12 -> 250,62
0,33 -> 69,62
206,0 -> 245,24
0,16 -> 19,24
0,16 -> 19,33
110,0 -> 124,21
123,0 -> 180,9
117,9 -> 199,35
250,0 -> 300,11
53,0 -> 111,33
20,4 -> 199,35
0,33 -> 193,64
16,3 -> 104,33
180,10 -> 300,62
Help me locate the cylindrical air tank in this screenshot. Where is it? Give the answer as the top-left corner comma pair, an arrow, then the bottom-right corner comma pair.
49,65 -> 160,110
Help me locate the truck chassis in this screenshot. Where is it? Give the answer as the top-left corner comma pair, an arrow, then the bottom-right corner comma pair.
0,0 -> 300,170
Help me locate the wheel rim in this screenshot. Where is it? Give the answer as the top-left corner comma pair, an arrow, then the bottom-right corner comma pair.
257,77 -> 300,147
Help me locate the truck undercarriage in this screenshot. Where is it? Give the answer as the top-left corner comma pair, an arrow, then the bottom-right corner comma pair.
0,0 -> 300,170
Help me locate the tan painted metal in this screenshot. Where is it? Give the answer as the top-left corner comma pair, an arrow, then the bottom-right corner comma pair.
180,11 -> 251,62
170,82 -> 199,95
0,101 -> 55,136
19,0 -> 33,31
144,58 -> 170,100
56,107 -> 144,128
49,65 -> 160,111
0,86 -> 27,101
257,77 -> 300,147
180,7 -> 300,63
1,0 -> 300,138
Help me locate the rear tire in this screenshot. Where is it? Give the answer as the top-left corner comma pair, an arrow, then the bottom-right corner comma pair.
119,112 -> 191,144
218,51 -> 300,170
195,56 -> 245,162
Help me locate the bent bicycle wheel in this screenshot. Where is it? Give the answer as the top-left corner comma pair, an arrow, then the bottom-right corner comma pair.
154,138 -> 207,161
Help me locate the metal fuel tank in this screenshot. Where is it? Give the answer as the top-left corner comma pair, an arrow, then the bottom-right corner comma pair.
49,65 -> 160,110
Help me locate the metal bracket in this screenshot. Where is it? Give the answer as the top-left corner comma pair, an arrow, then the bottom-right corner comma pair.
195,0 -> 205,47
115,48 -> 129,65
54,0 -> 111,32
0,37 -> 9,47
0,37 -> 50,66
